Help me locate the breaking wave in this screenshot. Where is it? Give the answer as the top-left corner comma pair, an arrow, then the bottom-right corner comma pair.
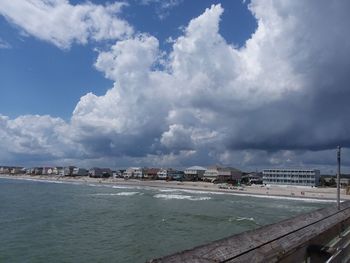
158,188 -> 224,195
154,194 -> 211,201
236,217 -> 255,222
91,192 -> 140,196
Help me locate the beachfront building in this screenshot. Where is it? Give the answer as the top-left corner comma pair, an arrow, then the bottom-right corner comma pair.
203,165 -> 242,183
320,175 -> 350,188
340,178 -> 350,187
203,165 -> 220,182
10,167 -> 25,174
0,166 -> 11,174
89,167 -> 112,178
156,168 -> 183,180
241,172 -> 263,185
113,170 -> 125,178
123,167 -> 144,178
167,170 -> 185,181
72,168 -> 88,176
25,168 -> 34,175
124,168 -> 135,178
184,166 -> 207,181
42,167 -> 54,175
134,168 -> 144,178
63,166 -> 76,176
217,167 -> 242,183
144,168 -> 160,179
157,168 -> 168,180
262,169 -> 321,187
53,167 -> 64,175
34,167 -> 43,175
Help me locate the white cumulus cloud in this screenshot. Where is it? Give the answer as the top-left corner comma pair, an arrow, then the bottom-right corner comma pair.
0,0 -> 133,48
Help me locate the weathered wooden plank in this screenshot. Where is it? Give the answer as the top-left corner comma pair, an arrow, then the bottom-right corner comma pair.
148,201 -> 350,263
227,209 -> 350,262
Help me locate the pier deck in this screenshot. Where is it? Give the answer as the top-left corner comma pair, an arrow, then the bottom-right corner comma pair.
149,201 -> 350,263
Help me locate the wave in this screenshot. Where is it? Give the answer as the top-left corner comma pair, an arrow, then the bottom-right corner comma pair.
116,192 -> 141,196
27,178 -> 66,184
112,185 -> 143,190
225,192 -> 338,203
227,216 -> 256,223
4,177 -> 74,185
158,189 -> 177,192
157,188 -> 337,203
91,192 -> 140,196
0,177 -> 339,203
158,188 -> 225,195
154,194 -> 211,201
236,217 -> 255,222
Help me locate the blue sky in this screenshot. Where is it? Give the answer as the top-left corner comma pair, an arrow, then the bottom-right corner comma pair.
0,0 -> 350,172
0,0 -> 256,120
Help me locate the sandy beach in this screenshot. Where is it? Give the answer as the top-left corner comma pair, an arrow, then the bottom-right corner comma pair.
1,174 -> 349,201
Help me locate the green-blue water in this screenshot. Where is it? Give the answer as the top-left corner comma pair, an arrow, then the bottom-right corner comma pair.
0,178 -> 328,262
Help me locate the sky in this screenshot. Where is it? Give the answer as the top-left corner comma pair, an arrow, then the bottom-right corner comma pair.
0,0 -> 349,173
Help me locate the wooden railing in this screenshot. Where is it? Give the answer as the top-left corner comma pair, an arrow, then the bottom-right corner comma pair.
148,201 -> 350,263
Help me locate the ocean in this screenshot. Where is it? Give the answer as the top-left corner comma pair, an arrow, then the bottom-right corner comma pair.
0,178 -> 329,262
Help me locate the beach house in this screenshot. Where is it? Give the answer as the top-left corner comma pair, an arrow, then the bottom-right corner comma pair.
42,167 -> 54,175
124,167 -> 144,178
157,168 -> 168,180
216,167 -> 242,183
203,165 -> 221,182
184,166 -> 207,181
144,168 -> 160,179
203,165 -> 242,183
34,167 -> 43,175
53,167 -> 64,175
0,166 -> 10,174
63,166 -> 76,176
10,167 -> 25,174
241,172 -> 263,184
167,170 -> 185,181
72,167 -> 88,176
89,168 -> 112,178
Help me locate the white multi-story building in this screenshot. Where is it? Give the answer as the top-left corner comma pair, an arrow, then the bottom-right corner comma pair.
157,168 -> 168,180
263,169 -> 320,186
124,167 -> 143,178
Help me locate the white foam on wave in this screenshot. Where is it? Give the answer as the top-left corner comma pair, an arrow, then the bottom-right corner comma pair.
158,188 -> 336,203
157,187 -> 338,203
236,217 -> 255,222
154,194 -> 211,201
4,177 -> 73,185
91,192 -> 140,196
225,192 -> 337,203
181,189 -> 226,195
112,185 -> 142,190
158,188 -> 225,195
29,179 -> 65,184
116,192 -> 141,196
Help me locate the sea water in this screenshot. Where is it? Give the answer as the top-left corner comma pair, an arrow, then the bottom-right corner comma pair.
0,178 -> 329,262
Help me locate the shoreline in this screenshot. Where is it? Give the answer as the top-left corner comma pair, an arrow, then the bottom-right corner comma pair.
1,174 -> 349,202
